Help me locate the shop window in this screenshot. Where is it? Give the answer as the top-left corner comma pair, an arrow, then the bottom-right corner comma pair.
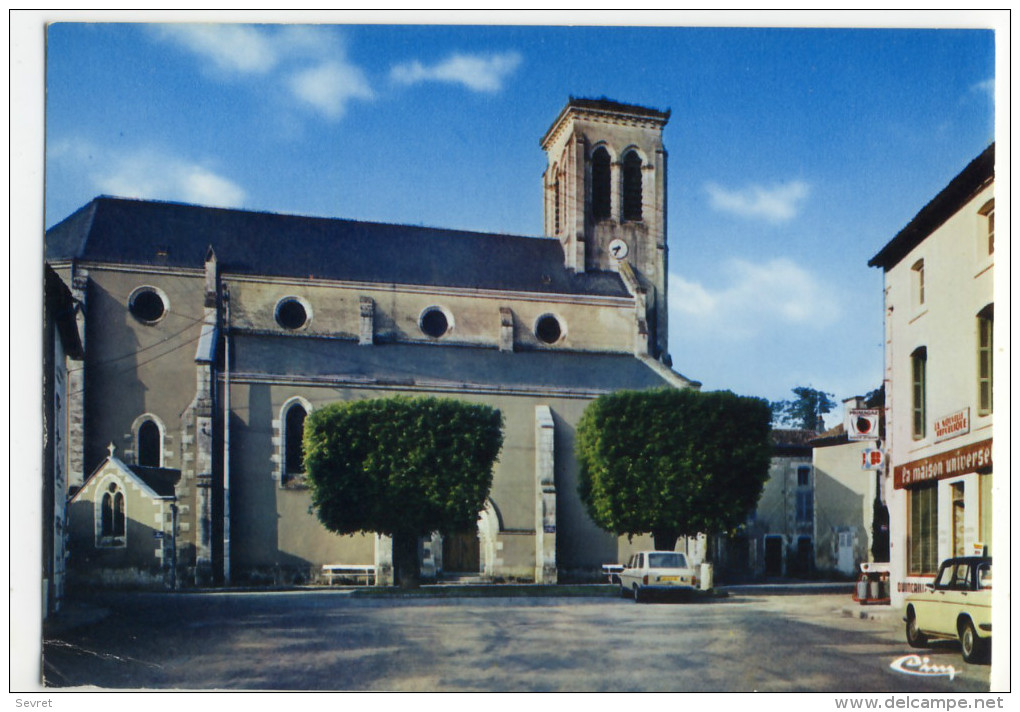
622,150 -> 643,222
908,484 -> 938,575
591,147 -> 611,220
977,305 -> 993,415
911,347 -> 927,439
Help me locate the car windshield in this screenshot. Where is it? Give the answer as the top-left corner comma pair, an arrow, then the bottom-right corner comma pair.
647,553 -> 687,569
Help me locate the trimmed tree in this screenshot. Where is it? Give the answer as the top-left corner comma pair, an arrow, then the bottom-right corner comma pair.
577,388 -> 773,551
303,396 -> 504,588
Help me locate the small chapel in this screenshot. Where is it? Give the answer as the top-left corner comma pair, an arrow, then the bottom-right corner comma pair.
46,97 -> 699,587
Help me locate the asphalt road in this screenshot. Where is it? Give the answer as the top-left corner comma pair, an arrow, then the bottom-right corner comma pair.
40,590 -> 994,692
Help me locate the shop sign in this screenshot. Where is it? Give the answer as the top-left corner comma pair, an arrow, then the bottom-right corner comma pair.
934,407 -> 970,443
861,449 -> 884,470
847,409 -> 881,440
893,438 -> 992,489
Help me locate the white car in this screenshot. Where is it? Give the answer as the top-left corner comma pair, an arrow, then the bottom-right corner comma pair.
904,556 -> 992,663
619,551 -> 699,602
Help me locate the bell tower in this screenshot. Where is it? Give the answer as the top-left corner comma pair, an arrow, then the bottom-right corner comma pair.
541,97 -> 671,359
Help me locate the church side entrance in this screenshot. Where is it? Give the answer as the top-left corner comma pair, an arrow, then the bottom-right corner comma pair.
442,530 -> 481,574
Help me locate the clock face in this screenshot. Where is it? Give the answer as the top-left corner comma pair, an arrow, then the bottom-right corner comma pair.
609,238 -> 629,259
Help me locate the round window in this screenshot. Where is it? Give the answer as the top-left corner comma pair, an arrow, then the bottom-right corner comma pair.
129,287 -> 167,323
276,298 -> 309,330
535,314 -> 562,344
419,307 -> 450,338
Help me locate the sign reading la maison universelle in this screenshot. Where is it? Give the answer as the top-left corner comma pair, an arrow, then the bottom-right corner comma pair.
893,438 -> 992,489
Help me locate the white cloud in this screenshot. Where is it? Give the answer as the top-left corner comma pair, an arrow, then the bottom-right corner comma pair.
92,148 -> 246,208
705,180 -> 810,223
390,51 -> 522,92
670,257 -> 839,340
971,78 -> 994,95
152,24 -> 280,74
150,24 -> 375,120
288,61 -> 375,119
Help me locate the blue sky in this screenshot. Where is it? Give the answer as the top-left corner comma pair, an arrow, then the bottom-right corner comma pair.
42,18 -> 997,422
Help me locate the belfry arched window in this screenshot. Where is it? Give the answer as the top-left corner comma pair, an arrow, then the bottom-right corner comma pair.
622,150 -> 643,222
592,147 -> 611,220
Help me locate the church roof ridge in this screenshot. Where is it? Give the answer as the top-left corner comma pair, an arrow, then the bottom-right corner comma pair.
45,196 -> 631,298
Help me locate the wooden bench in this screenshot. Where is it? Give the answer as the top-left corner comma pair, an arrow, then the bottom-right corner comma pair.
322,564 -> 376,586
602,564 -> 624,583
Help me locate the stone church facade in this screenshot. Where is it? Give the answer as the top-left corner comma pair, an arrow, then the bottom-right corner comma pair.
47,98 -> 699,587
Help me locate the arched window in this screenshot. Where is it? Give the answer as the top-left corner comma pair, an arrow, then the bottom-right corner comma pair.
553,176 -> 561,234
591,147 -> 611,220
622,150 -> 643,222
99,482 -> 126,544
285,403 -> 307,479
101,492 -> 113,536
137,420 -> 161,467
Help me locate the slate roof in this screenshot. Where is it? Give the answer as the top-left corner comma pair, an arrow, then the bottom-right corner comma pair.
45,196 -> 630,297
231,334 -> 675,393
124,465 -> 181,498
869,144 -> 994,271
771,428 -> 818,457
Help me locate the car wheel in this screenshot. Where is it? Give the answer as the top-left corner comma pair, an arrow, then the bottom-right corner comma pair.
906,610 -> 928,648
633,585 -> 643,603
960,619 -> 989,664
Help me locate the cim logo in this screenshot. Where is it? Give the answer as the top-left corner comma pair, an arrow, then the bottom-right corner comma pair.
889,654 -> 956,681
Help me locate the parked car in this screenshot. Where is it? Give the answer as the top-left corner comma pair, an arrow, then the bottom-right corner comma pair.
619,551 -> 698,602
904,556 -> 992,663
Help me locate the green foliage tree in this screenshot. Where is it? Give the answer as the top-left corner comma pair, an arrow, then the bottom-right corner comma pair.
770,386 -> 837,430
304,396 -> 504,588
577,388 -> 773,552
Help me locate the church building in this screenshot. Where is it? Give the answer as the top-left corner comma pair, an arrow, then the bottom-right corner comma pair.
47,98 -> 698,587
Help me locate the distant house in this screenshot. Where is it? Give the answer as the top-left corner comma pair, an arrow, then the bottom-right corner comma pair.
43,265 -> 83,616
809,394 -> 885,578
711,428 -> 816,581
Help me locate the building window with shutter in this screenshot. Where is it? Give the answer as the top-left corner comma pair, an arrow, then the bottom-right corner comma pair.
911,347 -> 927,439
911,259 -> 925,307
977,305 -> 993,415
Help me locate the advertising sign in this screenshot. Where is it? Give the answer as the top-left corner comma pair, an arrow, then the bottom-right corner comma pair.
847,409 -> 881,440
893,438 -> 992,489
861,449 -> 884,470
934,407 -> 970,443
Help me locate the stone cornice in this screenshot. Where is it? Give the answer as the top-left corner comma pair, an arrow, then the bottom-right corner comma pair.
53,260 -> 635,308
223,371 -> 615,400
541,104 -> 669,151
